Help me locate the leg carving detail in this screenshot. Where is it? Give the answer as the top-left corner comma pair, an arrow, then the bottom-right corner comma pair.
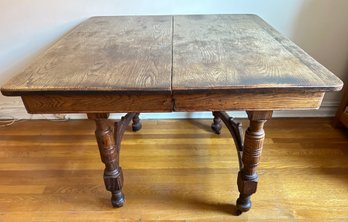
212,111 -> 244,169
236,111 -> 272,213
211,112 -> 222,134
88,112 -> 137,207
132,113 -> 142,132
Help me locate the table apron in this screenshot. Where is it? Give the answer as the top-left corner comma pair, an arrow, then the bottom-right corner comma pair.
21,91 -> 324,114
22,94 -> 173,113
173,91 -> 325,111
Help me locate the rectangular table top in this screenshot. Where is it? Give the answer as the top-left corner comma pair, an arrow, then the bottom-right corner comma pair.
1,14 -> 343,96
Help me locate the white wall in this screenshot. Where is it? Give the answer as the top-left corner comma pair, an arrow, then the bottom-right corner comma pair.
1,0 -> 348,119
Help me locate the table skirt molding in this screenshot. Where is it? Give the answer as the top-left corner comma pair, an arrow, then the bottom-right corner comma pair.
0,100 -> 341,120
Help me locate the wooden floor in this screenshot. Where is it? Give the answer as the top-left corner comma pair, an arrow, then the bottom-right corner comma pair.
0,118 -> 347,221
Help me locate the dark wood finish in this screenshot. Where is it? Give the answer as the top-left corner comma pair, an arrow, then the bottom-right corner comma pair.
87,113 -> 109,119
88,113 -> 125,207
211,112 -> 222,134
333,86 -> 348,128
132,113 -> 142,132
212,110 -> 271,213
339,113 -> 348,128
172,15 -> 343,94
22,94 -> 172,113
174,92 -> 325,111
236,111 -> 272,212
212,111 -> 244,169
21,91 -> 326,114
1,16 -> 172,96
87,112 -> 137,207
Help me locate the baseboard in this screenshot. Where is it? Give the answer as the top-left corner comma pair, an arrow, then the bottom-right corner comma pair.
0,101 -> 339,120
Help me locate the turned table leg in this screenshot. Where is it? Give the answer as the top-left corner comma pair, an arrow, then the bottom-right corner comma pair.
236,111 -> 273,213
88,112 -> 137,207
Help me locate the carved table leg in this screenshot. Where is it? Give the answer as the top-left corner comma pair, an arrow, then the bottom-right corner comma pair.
132,113 -> 142,132
88,112 -> 136,207
211,112 -> 222,134
236,111 -> 273,213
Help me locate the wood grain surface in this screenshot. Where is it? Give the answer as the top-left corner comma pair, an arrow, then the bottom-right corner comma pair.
172,14 -> 343,93
0,118 -> 347,221
1,16 -> 173,96
22,94 -> 172,113
1,14 -> 343,98
174,91 -> 324,111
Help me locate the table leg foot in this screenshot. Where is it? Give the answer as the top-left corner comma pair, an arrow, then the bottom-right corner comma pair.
111,191 -> 125,207
236,194 -> 251,213
104,167 -> 124,208
211,112 -> 222,134
132,113 -> 142,132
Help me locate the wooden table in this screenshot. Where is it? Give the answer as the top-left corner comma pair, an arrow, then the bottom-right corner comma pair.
1,15 -> 343,213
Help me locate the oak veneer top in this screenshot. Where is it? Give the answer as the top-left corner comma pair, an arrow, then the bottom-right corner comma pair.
1,14 -> 343,96
1,16 -> 173,96
172,14 -> 342,93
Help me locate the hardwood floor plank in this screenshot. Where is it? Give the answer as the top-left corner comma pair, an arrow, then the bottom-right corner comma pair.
0,185 -> 45,194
